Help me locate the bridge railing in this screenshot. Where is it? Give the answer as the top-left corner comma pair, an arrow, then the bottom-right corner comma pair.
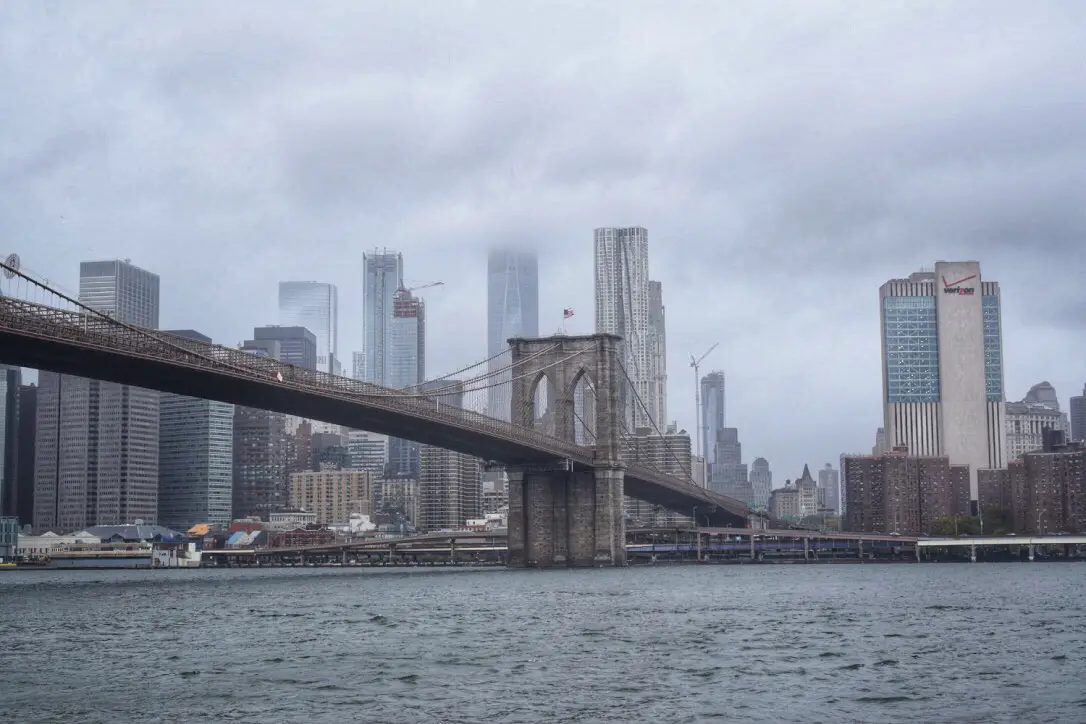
0,297 -> 594,460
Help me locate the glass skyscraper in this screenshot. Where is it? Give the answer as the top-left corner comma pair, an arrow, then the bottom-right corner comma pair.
35,259 -> 161,532
880,261 -> 1005,504
386,290 -> 425,477
363,250 -> 404,386
486,250 -> 538,421
279,282 -> 338,375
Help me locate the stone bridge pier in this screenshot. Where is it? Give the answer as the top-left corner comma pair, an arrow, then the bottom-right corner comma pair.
506,333 -> 627,568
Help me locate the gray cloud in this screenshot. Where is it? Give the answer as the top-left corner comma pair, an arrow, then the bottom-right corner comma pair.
2,0 -> 1085,480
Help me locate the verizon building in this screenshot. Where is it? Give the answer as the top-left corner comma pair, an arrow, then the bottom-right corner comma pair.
879,261 -> 1006,505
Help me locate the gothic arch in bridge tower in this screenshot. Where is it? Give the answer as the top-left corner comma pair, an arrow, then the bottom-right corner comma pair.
507,333 -> 624,458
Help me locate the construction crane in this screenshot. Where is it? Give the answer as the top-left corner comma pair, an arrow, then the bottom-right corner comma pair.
690,342 -> 720,487
399,280 -> 445,293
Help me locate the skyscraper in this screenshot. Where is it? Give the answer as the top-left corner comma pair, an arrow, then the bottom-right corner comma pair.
386,289 -> 425,478
486,250 -> 539,421
0,366 -> 19,518
253,326 -> 318,370
15,384 -> 35,526
700,371 -> 748,502
35,259 -> 161,532
647,280 -> 667,427
416,381 -> 482,531
1071,385 -> 1086,443
701,371 -> 725,465
879,261 -> 1005,505
158,330 -> 234,530
817,463 -> 841,514
594,227 -> 654,429
232,340 -> 289,519
362,250 -> 404,385
1004,382 -> 1071,460
279,282 -> 338,374
749,458 -> 772,510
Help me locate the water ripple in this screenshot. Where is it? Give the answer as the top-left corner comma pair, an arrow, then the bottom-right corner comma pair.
1,564 -> 1084,722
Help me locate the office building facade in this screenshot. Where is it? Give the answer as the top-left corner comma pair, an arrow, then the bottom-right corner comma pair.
158,330 -> 234,530
647,280 -> 667,427
279,281 -> 339,374
252,326 -> 317,371
486,249 -> 539,421
362,250 -> 404,386
233,343 -> 289,519
880,261 -> 1005,504
594,227 -> 655,429
15,384 -> 36,525
34,259 -> 160,532
1071,385 -> 1086,443
749,457 -> 772,510
386,289 -> 426,478
817,463 -> 841,514
1005,386 -> 1070,462
0,366 -> 19,519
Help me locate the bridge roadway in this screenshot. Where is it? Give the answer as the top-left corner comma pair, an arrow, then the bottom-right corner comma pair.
0,296 -> 754,525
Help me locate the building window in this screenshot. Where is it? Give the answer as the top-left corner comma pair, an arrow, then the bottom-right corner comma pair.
982,295 -> 1003,402
883,296 -> 940,403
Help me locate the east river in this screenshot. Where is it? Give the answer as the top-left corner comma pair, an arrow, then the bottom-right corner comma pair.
2,563 -> 1085,723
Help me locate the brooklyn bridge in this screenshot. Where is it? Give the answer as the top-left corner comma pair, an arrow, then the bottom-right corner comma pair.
0,259 -> 762,568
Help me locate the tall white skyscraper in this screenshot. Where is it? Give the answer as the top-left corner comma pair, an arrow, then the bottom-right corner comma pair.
880,261 -> 1006,505
363,250 -> 404,386
594,227 -> 655,429
279,281 -> 338,375
35,259 -> 161,532
486,250 -> 539,421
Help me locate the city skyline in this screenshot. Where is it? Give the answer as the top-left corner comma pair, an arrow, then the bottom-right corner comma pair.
3,3 -> 1085,480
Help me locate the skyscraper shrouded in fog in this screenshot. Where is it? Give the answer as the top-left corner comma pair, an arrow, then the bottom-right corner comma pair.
594,227 -> 660,430
879,261 -> 1005,506
486,250 -> 538,421
363,250 -> 404,386
279,282 -> 338,375
34,260 -> 161,532
158,330 -> 234,530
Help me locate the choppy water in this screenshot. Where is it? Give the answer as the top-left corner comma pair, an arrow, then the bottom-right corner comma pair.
2,563 -> 1085,723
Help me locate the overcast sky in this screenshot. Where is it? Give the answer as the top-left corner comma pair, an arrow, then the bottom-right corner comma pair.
3,1 -> 1084,483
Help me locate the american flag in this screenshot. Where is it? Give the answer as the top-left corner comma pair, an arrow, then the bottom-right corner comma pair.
563,308 -> 575,319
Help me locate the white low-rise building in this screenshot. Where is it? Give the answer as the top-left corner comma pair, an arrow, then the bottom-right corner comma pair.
17,531 -> 101,557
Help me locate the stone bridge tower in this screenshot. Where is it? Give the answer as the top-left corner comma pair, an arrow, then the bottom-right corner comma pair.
506,333 -> 627,567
